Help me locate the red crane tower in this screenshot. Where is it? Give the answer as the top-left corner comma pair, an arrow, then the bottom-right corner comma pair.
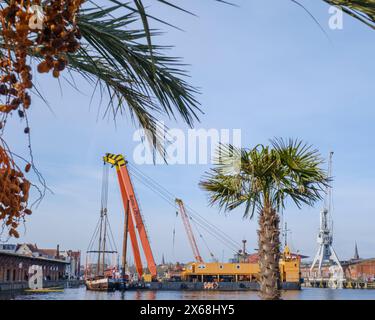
175,198 -> 204,263
103,153 -> 157,281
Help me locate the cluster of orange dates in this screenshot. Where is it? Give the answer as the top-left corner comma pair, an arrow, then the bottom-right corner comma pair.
0,0 -> 83,116
36,0 -> 83,77
0,145 -> 32,238
0,0 -> 84,237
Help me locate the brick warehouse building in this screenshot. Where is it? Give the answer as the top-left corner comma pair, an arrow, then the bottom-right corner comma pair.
301,259 -> 375,282
0,243 -> 81,291
344,259 -> 375,281
0,251 -> 68,291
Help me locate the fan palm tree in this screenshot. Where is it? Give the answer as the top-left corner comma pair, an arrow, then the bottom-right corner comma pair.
200,138 -> 329,300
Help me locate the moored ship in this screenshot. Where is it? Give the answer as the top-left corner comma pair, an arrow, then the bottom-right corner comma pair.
86,276 -> 116,291
85,164 -> 120,292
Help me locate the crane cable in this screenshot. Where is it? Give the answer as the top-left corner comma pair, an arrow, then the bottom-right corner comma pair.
101,164 -> 109,212
127,168 -> 238,252
190,217 -> 216,260
127,163 -> 241,250
127,164 -> 241,255
127,163 -> 241,248
172,204 -> 178,260
127,166 -> 240,253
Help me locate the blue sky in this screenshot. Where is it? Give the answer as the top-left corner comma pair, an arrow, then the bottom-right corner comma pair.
3,0 -> 375,265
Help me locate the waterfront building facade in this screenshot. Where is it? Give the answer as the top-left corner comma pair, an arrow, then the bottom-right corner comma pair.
0,243 -> 81,291
301,259 -> 375,282
0,250 -> 68,291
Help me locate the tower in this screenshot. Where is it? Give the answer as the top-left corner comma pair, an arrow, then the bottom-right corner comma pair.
310,152 -> 343,278
353,242 -> 360,261
282,222 -> 291,248
241,239 -> 247,263
242,239 -> 247,255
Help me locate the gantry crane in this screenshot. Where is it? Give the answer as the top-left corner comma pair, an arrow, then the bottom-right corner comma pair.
103,153 -> 157,281
175,199 -> 204,263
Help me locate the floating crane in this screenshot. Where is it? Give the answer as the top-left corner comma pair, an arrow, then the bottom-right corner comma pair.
103,153 -> 157,281
175,199 -> 204,263
85,155 -> 301,289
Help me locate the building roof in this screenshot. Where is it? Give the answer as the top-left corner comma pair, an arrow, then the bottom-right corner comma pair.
0,251 -> 69,264
3,243 -> 80,263
16,243 -> 39,253
38,249 -> 58,257
14,243 -> 80,261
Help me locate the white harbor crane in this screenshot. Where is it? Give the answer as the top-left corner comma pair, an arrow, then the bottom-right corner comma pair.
310,152 -> 344,282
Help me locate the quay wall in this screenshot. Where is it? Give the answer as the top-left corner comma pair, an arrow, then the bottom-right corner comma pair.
0,279 -> 82,292
302,280 -> 375,289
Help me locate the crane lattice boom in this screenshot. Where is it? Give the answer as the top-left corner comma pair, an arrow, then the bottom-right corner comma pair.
176,198 -> 203,263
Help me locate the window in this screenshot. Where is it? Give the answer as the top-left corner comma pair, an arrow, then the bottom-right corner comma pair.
198,265 -> 206,269
236,265 -> 241,269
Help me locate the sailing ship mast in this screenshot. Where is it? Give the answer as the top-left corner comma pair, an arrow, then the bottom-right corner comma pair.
86,164 -> 118,280
121,199 -> 129,278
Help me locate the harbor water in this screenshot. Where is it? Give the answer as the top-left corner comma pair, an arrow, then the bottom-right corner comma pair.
2,286 -> 375,300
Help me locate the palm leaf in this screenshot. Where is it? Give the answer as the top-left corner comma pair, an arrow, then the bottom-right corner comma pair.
322,1 -> 375,29
201,138 -> 329,217
0,1 -> 208,150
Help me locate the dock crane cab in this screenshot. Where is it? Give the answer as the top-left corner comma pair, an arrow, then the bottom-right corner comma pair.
103,153 -> 157,282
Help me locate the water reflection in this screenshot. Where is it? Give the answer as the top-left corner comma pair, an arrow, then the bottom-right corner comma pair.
2,286 -> 375,300
145,291 -> 157,300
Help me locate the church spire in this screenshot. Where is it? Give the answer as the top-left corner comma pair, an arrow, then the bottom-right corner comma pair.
354,242 -> 360,260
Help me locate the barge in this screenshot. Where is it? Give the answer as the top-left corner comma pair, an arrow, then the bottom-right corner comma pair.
146,281 -> 300,291
124,246 -> 301,292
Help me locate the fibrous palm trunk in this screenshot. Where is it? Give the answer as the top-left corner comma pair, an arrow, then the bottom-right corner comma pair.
258,206 -> 281,300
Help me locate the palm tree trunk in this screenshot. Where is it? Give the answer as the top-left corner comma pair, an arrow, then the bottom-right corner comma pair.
258,205 -> 281,300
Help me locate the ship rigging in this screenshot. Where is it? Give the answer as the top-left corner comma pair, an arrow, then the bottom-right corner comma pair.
85,164 -> 118,291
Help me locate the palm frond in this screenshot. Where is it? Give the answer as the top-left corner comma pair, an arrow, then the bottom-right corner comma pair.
74,3 -> 203,145
68,0 -> 233,148
322,1 -> 375,29
201,138 -> 329,218
0,1 -> 209,150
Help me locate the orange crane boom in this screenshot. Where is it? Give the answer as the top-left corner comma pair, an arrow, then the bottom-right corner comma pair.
103,154 -> 157,280
176,199 -> 203,263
